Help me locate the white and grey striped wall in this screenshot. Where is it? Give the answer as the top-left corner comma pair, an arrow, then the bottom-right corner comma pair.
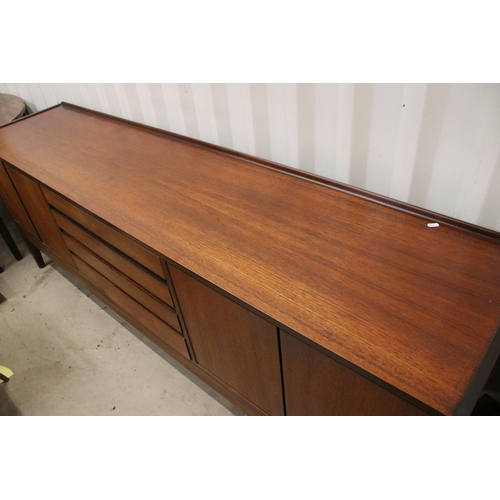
1,83 -> 499,231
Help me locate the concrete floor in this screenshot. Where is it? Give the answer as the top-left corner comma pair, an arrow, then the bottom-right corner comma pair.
0,201 -> 244,416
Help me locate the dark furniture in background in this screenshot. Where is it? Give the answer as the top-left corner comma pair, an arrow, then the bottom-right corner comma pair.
0,93 -> 29,127
0,215 -> 23,273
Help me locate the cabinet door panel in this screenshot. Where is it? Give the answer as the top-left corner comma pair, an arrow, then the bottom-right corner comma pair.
170,265 -> 284,416
6,165 -> 72,263
281,331 -> 427,416
0,161 -> 38,238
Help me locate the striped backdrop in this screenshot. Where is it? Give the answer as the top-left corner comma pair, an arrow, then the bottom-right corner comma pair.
1,83 -> 499,231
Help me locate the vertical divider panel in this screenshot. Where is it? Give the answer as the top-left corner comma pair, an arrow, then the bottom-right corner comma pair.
0,161 -> 39,239
5,164 -> 73,264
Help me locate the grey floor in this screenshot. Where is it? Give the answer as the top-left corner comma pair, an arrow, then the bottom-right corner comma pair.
0,201 -> 244,416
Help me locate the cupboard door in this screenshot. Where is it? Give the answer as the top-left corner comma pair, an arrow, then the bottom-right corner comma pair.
5,165 -> 72,263
169,265 -> 284,416
280,331 -> 428,416
0,161 -> 38,238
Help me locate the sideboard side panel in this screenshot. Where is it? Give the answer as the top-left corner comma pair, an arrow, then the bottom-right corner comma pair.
0,161 -> 38,238
5,164 -> 73,263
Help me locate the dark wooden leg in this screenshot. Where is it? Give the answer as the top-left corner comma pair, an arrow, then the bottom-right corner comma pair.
25,240 -> 45,268
0,265 -> 4,273
0,216 -> 23,261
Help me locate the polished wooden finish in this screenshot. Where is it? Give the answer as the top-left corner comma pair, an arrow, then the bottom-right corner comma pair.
73,254 -> 189,359
65,234 -> 181,331
170,265 -> 284,416
5,165 -> 72,263
0,161 -> 38,238
43,187 -> 163,277
281,331 -> 427,416
53,210 -> 174,307
1,103 -> 500,415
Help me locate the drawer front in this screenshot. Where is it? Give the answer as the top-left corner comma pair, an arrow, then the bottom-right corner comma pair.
42,186 -> 163,277
65,234 -> 181,332
53,210 -> 174,308
73,254 -> 189,359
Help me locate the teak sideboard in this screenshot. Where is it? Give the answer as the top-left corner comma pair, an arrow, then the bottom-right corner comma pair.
1,103 -> 500,416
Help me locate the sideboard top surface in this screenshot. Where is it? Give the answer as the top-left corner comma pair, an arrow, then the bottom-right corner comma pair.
1,104 -> 500,415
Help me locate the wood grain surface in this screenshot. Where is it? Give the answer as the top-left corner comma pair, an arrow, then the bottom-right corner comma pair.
53,209 -> 174,307
1,104 -> 500,415
281,331 -> 428,415
170,265 -> 284,416
42,185 -> 164,276
65,235 -> 181,331
0,161 -> 38,238
6,165 -> 73,263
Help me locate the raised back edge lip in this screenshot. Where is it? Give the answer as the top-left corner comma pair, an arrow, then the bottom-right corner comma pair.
52,101 -> 500,244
